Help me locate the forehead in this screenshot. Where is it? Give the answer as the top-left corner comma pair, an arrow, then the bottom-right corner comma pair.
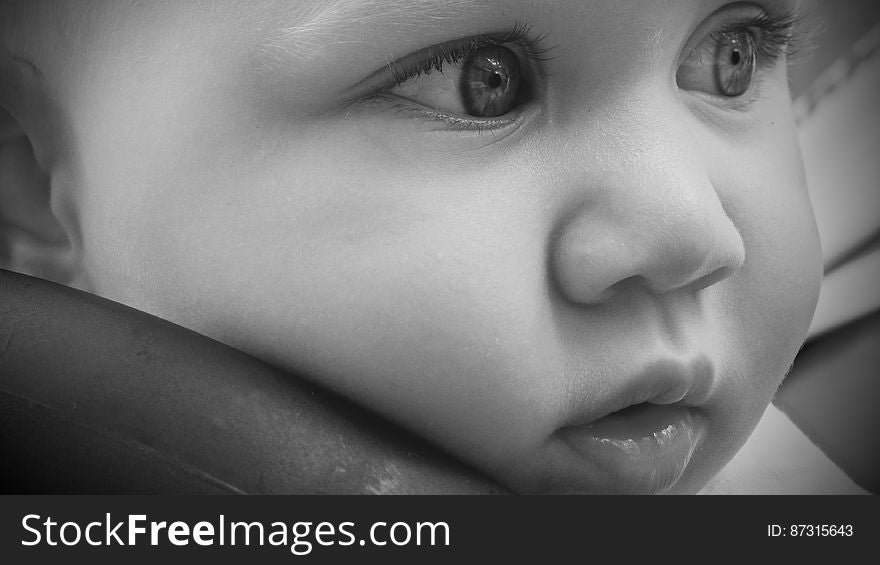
43,0 -> 806,41
7,0 -> 808,79
2,0 -> 811,126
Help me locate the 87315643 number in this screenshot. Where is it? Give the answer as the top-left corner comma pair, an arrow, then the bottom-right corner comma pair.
767,524 -> 853,537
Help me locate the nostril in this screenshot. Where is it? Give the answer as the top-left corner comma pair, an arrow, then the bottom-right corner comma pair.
644,261 -> 741,296
599,275 -> 646,302
689,265 -> 737,293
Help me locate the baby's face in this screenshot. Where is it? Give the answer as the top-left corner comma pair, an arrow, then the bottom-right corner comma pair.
26,0 -> 820,493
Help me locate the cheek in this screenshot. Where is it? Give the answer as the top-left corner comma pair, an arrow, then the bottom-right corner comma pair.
669,115 -> 823,492
234,184 -> 568,466
91,145 -> 571,466
711,119 -> 822,417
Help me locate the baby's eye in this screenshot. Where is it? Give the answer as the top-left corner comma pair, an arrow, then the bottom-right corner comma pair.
362,26 -> 547,126
678,29 -> 758,98
387,44 -> 524,118
677,9 -> 800,100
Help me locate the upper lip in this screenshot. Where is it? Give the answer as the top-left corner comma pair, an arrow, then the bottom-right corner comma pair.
565,354 -> 715,428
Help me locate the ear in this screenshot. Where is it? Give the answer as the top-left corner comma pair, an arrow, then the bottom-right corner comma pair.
0,105 -> 83,286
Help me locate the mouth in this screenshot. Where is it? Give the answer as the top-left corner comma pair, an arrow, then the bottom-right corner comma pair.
554,356 -> 712,494
557,402 -> 702,494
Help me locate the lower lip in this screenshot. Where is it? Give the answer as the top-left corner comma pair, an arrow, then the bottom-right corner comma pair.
558,404 -> 700,494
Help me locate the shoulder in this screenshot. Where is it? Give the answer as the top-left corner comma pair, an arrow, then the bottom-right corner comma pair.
699,404 -> 868,495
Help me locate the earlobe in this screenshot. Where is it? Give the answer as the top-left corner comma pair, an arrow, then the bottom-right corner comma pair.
0,106 -> 85,288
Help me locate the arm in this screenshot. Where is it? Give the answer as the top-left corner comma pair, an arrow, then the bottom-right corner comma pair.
0,268 -> 506,494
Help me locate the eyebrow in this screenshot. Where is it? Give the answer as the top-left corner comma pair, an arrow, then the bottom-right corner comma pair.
263,0 -> 491,60
260,0 -> 820,77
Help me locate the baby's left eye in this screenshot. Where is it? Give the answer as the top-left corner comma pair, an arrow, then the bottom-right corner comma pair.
678,29 -> 760,98
677,10 -> 798,100
385,44 -> 525,118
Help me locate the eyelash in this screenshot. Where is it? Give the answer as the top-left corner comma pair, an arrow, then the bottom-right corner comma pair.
359,23 -> 551,132
384,22 -> 553,87
688,8 -> 810,108
712,11 -> 808,65
366,8 -> 809,128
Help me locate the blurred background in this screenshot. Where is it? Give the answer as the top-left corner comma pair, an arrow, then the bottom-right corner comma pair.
775,0 -> 880,493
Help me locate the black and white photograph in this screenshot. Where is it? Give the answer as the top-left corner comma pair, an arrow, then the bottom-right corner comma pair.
1,0 -> 878,557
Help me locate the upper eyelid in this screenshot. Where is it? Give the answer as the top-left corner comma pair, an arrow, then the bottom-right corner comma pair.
677,2 -> 802,66
352,24 -> 555,95
336,26 -> 553,132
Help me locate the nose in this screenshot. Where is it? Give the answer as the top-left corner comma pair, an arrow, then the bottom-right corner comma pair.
550,123 -> 745,305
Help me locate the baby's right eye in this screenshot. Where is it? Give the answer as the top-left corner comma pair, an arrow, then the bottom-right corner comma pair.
388,44 -> 523,118
356,24 -> 550,129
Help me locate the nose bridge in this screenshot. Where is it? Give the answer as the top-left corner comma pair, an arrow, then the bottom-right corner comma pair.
551,101 -> 746,304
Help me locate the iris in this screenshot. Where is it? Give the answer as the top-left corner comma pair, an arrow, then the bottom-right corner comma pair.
459,45 -> 521,117
714,31 -> 756,97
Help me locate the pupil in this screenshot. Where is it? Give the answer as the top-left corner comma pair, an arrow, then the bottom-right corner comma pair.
730,50 -> 741,66
489,72 -> 502,88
